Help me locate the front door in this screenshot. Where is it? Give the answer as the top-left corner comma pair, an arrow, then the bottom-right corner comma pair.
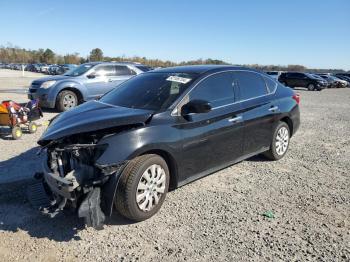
177,71 -> 244,182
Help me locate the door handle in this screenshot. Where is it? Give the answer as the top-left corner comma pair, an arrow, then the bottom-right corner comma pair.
268,106 -> 279,112
228,116 -> 242,123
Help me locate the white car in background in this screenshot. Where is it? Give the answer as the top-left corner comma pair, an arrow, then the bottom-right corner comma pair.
265,71 -> 283,80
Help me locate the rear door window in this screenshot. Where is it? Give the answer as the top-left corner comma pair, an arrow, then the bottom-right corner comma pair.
189,72 -> 235,107
234,71 -> 268,100
115,66 -> 135,76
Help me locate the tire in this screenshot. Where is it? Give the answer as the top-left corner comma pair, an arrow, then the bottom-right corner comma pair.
263,121 -> 290,161
11,126 -> 22,140
56,90 -> 78,112
28,122 -> 38,134
115,154 -> 170,222
307,83 -> 315,91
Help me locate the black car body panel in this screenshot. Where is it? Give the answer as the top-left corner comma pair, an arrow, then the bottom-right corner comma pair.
36,65 -> 300,228
39,100 -> 153,143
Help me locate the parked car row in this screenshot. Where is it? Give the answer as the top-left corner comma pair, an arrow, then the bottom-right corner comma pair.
1,63 -> 78,75
266,71 -> 350,91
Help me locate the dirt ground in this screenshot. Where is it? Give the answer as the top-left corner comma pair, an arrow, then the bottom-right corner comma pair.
0,69 -> 56,184
0,69 -> 349,261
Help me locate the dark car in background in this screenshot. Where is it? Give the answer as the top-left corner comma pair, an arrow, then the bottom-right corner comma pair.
335,75 -> 350,87
34,65 -> 300,228
317,74 -> 347,88
335,73 -> 350,79
278,72 -> 327,91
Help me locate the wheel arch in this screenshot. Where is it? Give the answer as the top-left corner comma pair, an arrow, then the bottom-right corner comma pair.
53,80 -> 87,104
279,116 -> 294,137
100,147 -> 179,218
57,87 -> 84,104
138,149 -> 179,191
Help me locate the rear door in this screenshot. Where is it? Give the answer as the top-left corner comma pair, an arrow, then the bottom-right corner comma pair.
233,71 -> 277,155
178,71 -> 244,180
287,73 -> 298,87
295,73 -> 307,87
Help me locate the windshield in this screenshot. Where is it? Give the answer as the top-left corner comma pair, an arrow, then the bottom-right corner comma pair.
136,65 -> 153,72
329,76 -> 340,81
100,72 -> 198,111
306,73 -> 321,80
64,63 -> 95,76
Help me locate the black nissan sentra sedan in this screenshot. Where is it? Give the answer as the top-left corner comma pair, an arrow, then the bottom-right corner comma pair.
34,65 -> 300,228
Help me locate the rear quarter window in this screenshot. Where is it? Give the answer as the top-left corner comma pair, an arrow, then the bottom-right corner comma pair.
263,76 -> 278,93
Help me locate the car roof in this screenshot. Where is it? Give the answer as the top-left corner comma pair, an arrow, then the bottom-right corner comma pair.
151,65 -> 261,75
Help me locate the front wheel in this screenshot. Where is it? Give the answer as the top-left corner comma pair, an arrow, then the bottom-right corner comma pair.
263,122 -> 290,160
115,154 -> 170,221
11,126 -> 22,140
56,90 -> 78,112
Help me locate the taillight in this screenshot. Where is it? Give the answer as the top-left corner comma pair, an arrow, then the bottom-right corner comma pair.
292,93 -> 300,104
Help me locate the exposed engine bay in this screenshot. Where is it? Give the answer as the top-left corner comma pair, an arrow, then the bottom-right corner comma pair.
33,132 -> 128,229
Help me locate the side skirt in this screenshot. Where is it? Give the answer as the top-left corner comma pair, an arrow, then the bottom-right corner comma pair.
177,147 -> 269,188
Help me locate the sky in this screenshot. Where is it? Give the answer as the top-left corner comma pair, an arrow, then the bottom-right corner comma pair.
1,0 -> 349,70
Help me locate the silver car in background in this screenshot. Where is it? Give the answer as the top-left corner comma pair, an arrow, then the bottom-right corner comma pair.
28,62 -> 152,111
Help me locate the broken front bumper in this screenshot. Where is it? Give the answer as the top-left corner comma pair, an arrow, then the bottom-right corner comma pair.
35,157 -> 106,228
42,158 -> 77,200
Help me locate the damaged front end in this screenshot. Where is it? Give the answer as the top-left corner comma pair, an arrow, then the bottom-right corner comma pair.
33,135 -> 125,229
28,100 -> 154,228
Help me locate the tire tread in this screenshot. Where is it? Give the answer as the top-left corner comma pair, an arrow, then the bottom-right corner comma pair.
116,154 -> 167,221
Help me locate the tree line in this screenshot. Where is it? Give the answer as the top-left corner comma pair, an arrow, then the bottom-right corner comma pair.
0,44 -> 347,73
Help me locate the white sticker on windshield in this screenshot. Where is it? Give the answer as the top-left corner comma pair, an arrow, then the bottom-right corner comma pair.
166,75 -> 191,84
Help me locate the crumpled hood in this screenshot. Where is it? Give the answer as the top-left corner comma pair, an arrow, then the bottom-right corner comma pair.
38,100 -> 153,145
32,75 -> 70,85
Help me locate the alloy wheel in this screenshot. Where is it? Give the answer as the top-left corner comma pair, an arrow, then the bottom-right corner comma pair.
63,94 -> 77,109
275,126 -> 289,156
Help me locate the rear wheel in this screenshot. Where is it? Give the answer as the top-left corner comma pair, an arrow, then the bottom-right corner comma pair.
56,90 -> 78,112
115,154 -> 170,221
263,122 -> 290,160
307,83 -> 315,91
11,126 -> 22,140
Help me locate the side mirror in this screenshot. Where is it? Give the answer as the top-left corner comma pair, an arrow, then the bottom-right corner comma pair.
181,100 -> 212,116
87,73 -> 96,79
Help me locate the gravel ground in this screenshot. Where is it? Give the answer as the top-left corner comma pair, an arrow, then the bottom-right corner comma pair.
0,69 -> 349,261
